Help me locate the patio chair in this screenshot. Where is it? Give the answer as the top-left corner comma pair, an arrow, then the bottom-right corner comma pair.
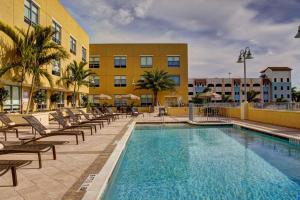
50,112 -> 94,135
77,110 -> 107,126
0,160 -> 32,186
105,107 -> 123,119
0,141 -> 56,169
131,107 -> 144,117
0,114 -> 32,139
65,108 -> 100,131
22,116 -> 85,145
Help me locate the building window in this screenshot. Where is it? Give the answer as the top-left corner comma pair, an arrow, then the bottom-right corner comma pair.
253,83 -> 260,87
52,21 -> 61,44
274,94 -> 277,98
141,95 -> 153,106
170,75 -> 180,86
140,56 -> 153,67
52,59 -> 61,76
70,36 -> 76,54
82,47 -> 87,62
90,76 -> 100,87
281,94 -> 284,98
188,92 -> 194,95
287,78 -> 290,82
168,56 -> 180,67
274,86 -> 277,90
281,78 -> 283,82
36,89 -> 47,110
188,84 -> 193,87
225,92 -> 231,95
287,86 -> 290,90
281,86 -> 283,90
216,84 -> 222,87
287,94 -> 290,98
225,84 -> 231,87
114,56 -> 126,68
114,76 -> 126,87
89,56 -> 100,68
24,0 -> 38,25
274,78 -> 277,82
114,95 -> 126,106
3,85 -> 20,111
57,92 -> 64,108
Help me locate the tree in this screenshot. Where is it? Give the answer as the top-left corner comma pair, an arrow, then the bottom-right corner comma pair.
247,90 -> 261,102
0,87 -> 9,111
292,87 -> 300,102
58,61 -> 94,108
0,21 -> 68,113
221,94 -> 232,103
276,98 -> 289,103
135,70 -> 176,106
0,21 -> 34,113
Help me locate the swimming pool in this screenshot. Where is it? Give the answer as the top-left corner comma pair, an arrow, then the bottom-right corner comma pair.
102,124 -> 300,200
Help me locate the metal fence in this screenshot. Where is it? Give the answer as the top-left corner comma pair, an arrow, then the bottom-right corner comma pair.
189,103 -> 239,123
252,103 -> 300,111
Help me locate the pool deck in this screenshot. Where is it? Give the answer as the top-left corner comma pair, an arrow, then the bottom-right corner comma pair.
1,114 -> 300,200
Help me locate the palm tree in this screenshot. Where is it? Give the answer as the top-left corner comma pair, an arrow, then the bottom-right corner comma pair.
247,90 -> 261,102
291,87 -> 300,102
58,61 -> 94,108
0,21 -> 68,113
135,69 -> 176,106
221,94 -> 232,103
0,21 -> 34,113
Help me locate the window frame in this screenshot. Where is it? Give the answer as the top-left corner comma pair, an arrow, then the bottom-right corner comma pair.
51,59 -> 61,76
140,94 -> 153,107
70,36 -> 77,55
24,0 -> 39,25
114,56 -> 126,68
89,56 -> 100,68
170,75 -> 180,86
140,56 -> 153,68
82,47 -> 87,62
114,76 -> 127,87
167,56 -> 180,67
90,76 -> 100,87
52,20 -> 61,45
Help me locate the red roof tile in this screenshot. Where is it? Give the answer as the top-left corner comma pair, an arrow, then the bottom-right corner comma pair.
260,67 -> 292,73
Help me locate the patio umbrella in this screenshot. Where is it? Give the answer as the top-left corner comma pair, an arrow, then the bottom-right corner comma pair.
122,94 -> 140,100
94,94 -> 112,100
197,92 -> 222,101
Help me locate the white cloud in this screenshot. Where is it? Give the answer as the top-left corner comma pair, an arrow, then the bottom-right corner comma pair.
62,0 -> 300,87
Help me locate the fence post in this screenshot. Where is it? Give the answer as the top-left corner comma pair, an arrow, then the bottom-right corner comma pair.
189,103 -> 194,121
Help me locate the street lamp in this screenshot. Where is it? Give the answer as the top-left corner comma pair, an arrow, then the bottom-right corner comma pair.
237,47 -> 253,102
294,26 -> 300,38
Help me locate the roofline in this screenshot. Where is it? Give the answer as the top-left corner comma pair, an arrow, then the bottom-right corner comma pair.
90,43 -> 188,45
260,67 -> 292,73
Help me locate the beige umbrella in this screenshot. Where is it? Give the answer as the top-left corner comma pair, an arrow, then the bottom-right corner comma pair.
121,94 -> 140,100
94,94 -> 112,100
197,92 -> 222,100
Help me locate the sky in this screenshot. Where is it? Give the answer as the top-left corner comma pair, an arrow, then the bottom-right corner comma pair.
60,0 -> 300,87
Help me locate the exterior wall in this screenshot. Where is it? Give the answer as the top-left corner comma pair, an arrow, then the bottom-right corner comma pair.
263,69 -> 292,101
0,0 -> 89,111
89,43 -> 188,107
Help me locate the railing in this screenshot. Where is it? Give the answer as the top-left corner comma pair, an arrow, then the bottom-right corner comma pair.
252,103 -> 300,111
190,103 -> 239,123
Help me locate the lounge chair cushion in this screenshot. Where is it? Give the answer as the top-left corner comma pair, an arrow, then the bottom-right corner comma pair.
78,119 -> 83,123
8,122 -> 15,126
66,122 -> 72,127
0,143 -> 4,150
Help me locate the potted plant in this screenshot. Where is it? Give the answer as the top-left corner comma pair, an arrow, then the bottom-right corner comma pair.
0,87 -> 9,111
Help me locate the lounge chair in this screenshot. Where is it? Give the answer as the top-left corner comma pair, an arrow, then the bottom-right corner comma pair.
93,107 -> 115,122
50,112 -> 94,135
65,108 -> 100,131
0,160 -> 32,186
0,141 -> 56,168
78,110 -> 107,126
22,116 -> 85,145
105,107 -> 123,119
0,114 -> 32,139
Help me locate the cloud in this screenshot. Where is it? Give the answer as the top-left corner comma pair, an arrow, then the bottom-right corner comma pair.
61,0 -> 300,87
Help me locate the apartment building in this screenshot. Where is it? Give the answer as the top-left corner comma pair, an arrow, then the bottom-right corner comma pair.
89,44 -> 189,107
189,67 -> 292,103
0,0 -> 89,111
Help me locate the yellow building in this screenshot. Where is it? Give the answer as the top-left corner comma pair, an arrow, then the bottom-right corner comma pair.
89,43 -> 188,107
0,0 -> 89,111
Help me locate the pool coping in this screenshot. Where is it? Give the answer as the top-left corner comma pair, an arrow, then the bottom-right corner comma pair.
82,121 -> 136,200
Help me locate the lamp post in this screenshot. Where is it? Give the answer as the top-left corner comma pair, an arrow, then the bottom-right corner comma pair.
237,47 -> 253,102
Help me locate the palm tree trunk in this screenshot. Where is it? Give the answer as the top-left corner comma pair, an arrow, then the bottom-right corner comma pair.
26,75 -> 36,114
153,90 -> 158,106
73,82 -> 77,108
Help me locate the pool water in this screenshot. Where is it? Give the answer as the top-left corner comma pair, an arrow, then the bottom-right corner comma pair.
102,125 -> 300,200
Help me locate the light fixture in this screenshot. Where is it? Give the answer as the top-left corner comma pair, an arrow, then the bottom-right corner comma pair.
295,26 -> 300,38
237,55 -> 243,63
